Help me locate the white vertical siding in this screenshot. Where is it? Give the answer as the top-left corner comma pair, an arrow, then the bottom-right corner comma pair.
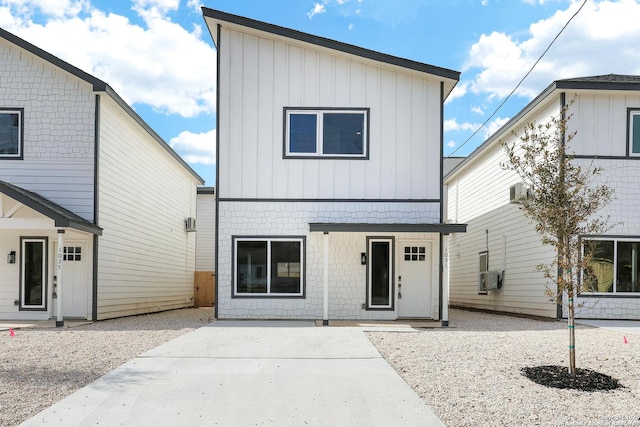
0,39 -> 95,221
568,92 -> 640,156
217,27 -> 443,201
446,98 -> 562,318
96,96 -> 199,320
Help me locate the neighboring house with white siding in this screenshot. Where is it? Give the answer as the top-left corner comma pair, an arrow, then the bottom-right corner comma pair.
445,74 -> 640,320
0,27 -> 203,323
203,9 -> 466,324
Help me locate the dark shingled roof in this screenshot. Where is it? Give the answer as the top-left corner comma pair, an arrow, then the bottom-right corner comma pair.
556,74 -> 640,90
0,180 -> 102,235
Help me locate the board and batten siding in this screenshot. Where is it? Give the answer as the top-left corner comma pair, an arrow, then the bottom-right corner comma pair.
446,98 -> 561,318
217,27 -> 442,201
96,95 -> 198,320
567,91 -> 640,157
0,38 -> 96,221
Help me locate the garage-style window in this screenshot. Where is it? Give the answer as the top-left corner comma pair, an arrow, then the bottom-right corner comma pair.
234,237 -> 304,296
284,108 -> 368,159
0,108 -> 23,159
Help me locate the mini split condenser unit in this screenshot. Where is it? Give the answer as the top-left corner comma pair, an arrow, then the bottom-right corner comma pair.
185,217 -> 196,232
509,182 -> 530,203
479,271 -> 503,292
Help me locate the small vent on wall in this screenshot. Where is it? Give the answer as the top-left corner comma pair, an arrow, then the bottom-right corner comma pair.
185,217 -> 196,232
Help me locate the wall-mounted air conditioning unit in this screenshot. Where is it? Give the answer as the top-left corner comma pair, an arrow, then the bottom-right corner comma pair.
509,182 -> 530,203
185,217 -> 196,232
479,271 -> 503,292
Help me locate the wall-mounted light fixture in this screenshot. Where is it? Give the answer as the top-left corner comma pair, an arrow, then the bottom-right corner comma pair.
7,251 -> 16,264
361,252 -> 367,265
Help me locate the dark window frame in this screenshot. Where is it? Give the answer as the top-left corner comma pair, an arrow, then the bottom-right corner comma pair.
582,236 -> 640,296
283,107 -> 370,160
232,236 -> 306,298
0,108 -> 24,160
20,236 -> 48,311
366,236 -> 395,310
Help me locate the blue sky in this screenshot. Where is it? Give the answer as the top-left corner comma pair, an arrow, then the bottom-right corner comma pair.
1,0 -> 640,186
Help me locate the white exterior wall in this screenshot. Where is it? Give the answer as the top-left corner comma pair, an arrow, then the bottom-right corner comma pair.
447,90 -> 640,319
196,189 -> 215,271
217,27 -> 443,201
446,98 -> 561,318
0,38 -> 95,221
96,95 -> 199,320
217,201 -> 441,319
559,93 -> 640,319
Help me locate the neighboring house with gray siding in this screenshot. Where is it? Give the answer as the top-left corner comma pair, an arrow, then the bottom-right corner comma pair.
0,27 -> 203,322
445,74 -> 640,320
203,9 -> 465,324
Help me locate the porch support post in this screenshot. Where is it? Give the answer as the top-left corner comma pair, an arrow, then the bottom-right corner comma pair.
56,229 -> 65,327
441,234 -> 449,327
322,232 -> 329,326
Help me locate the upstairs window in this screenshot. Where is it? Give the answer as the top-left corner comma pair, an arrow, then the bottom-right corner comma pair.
629,109 -> 640,156
284,108 -> 369,159
0,109 -> 23,159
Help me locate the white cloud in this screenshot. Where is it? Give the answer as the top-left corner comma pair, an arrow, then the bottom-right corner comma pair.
463,0 -> 640,100
170,129 -> 216,166
484,117 -> 510,139
0,0 -> 216,118
446,140 -> 456,148
471,106 -> 484,115
444,118 -> 479,133
307,3 -> 327,19
186,0 -> 202,13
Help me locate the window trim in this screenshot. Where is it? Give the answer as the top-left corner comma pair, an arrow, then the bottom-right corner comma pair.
283,107 -> 370,159
582,236 -> 640,296
20,237 -> 48,311
0,108 -> 24,160
232,236 -> 306,298
366,236 -> 394,310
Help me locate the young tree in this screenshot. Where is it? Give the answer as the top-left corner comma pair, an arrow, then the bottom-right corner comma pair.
502,104 -> 614,375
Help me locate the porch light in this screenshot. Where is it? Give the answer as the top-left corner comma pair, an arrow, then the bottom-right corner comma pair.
7,251 -> 15,264
361,252 -> 367,265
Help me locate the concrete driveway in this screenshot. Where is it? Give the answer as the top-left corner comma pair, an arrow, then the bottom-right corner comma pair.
19,321 -> 444,426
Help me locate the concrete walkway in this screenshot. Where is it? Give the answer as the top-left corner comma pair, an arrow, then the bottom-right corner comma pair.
19,321 -> 444,427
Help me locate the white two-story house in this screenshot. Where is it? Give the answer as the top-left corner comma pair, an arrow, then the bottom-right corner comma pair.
445,74 -> 640,320
203,9 -> 465,324
0,27 -> 204,323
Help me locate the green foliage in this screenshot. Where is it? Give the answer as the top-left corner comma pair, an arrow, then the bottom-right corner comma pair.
501,102 -> 614,374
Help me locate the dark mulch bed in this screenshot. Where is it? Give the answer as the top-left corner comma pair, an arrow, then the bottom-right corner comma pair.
521,365 -> 622,392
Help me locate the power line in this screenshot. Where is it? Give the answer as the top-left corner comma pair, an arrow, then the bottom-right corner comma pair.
448,0 -> 588,157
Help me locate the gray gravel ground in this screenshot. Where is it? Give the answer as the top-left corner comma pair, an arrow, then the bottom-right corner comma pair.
0,308 -> 213,427
367,309 -> 640,427
2,308 -> 639,427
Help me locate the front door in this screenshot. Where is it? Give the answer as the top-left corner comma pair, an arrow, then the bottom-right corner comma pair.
397,241 -> 432,318
55,242 -> 88,318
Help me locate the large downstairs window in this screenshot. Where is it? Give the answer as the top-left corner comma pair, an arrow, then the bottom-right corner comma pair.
284,108 -> 369,158
234,237 -> 304,297
583,238 -> 640,294
0,108 -> 23,159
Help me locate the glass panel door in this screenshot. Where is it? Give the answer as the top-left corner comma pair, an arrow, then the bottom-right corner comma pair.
21,238 -> 47,310
368,238 -> 393,309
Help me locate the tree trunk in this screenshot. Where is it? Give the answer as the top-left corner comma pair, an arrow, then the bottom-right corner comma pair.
568,292 -> 576,375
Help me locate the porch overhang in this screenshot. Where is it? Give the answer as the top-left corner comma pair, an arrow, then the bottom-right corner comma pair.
0,180 -> 102,235
309,222 -> 467,234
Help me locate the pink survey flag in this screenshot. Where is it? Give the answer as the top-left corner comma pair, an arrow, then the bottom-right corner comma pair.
9,327 -> 15,337
623,336 -> 628,344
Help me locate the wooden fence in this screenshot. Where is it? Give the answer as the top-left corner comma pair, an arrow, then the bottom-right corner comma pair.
194,271 -> 215,307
